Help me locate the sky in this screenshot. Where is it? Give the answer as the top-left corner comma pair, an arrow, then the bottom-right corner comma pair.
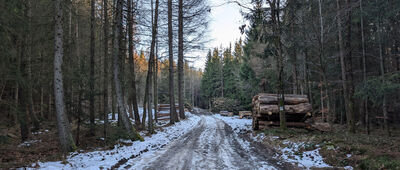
191,0 -> 246,70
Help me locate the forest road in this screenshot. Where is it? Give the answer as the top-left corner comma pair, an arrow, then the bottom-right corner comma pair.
122,109 -> 288,170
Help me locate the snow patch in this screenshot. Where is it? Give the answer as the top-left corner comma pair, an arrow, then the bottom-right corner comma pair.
213,114 -> 333,169
274,140 -> 331,169
18,140 -> 41,147
37,112 -> 200,170
213,114 -> 252,133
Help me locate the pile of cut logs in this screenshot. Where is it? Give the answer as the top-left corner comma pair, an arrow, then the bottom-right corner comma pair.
157,104 -> 179,121
252,93 -> 312,130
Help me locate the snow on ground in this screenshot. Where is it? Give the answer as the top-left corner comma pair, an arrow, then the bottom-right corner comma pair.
96,107 -> 159,125
37,112 -> 201,170
274,141 -> 331,169
213,114 -> 252,133
214,113 -> 332,170
213,114 -> 275,169
18,140 -> 41,147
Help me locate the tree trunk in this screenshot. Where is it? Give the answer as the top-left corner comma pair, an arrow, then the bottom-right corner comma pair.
168,0 -> 178,123
17,39 -> 29,141
376,7 -> 390,136
103,0 -> 109,143
359,0 -> 369,134
317,0 -> 330,122
26,0 -> 40,131
127,0 -> 141,128
145,0 -> 159,134
89,0 -> 96,136
178,0 -> 186,119
344,0 -> 355,133
113,0 -> 138,138
154,39 -> 159,123
54,0 -> 76,152
268,0 -> 286,129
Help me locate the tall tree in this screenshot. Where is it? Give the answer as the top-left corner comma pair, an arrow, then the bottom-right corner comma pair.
89,0 -> 96,136
26,0 -> 40,131
336,0 -> 348,128
168,0 -> 178,123
113,0 -> 139,138
359,0 -> 369,134
344,0 -> 355,133
375,0 -> 389,136
145,0 -> 159,134
178,0 -> 186,119
127,0 -> 141,127
154,39 -> 159,123
267,0 -> 286,129
103,0 -> 109,143
54,0 -> 76,152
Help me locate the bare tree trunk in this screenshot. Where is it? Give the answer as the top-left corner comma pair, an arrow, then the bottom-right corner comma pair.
40,87 -> 44,118
168,0 -> 178,123
128,0 -> 141,127
345,0 -> 355,133
268,0 -> 286,129
17,39 -> 29,141
48,92 -> 52,120
359,0 -> 369,134
89,0 -> 96,136
317,0 -> 330,122
144,0 -> 159,134
154,39 -> 159,123
54,0 -> 76,152
376,7 -> 390,136
26,0 -> 40,131
113,0 -> 139,138
103,0 -> 109,144
178,0 -> 186,119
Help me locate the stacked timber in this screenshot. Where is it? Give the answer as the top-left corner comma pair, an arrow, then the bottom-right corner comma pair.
252,94 -> 312,130
157,104 -> 179,121
239,111 -> 252,119
211,97 -> 241,113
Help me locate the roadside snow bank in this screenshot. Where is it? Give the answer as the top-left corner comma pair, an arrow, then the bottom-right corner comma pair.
37,112 -> 200,170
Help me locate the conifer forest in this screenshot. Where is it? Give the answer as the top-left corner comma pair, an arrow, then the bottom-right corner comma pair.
0,0 -> 400,169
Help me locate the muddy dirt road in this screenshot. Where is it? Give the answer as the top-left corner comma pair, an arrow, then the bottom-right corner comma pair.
121,109 -> 287,170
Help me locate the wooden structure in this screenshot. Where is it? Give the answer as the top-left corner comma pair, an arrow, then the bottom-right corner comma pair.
239,111 -> 252,119
220,110 -> 233,117
157,104 -> 179,121
252,93 -> 312,130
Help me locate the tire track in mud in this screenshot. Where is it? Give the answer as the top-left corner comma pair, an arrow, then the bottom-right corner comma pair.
123,111 -> 290,170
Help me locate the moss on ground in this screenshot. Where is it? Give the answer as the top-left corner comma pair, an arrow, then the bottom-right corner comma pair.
259,126 -> 400,169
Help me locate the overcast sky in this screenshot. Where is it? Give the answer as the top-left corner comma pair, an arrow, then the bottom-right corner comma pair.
191,0 -> 246,70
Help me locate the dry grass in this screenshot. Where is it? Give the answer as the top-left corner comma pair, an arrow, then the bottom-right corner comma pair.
259,125 -> 400,169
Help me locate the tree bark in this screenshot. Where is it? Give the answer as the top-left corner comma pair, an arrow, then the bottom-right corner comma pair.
103,0 -> 109,144
89,0 -> 96,136
344,0 -> 355,133
113,0 -> 139,138
54,0 -> 76,152
26,0 -> 40,131
178,0 -> 186,119
154,39 -> 159,123
17,39 -> 29,141
168,0 -> 178,123
267,0 -> 286,129
359,0 -> 369,134
145,0 -> 159,133
375,3 -> 389,136
127,0 -> 141,128
317,0 -> 330,122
